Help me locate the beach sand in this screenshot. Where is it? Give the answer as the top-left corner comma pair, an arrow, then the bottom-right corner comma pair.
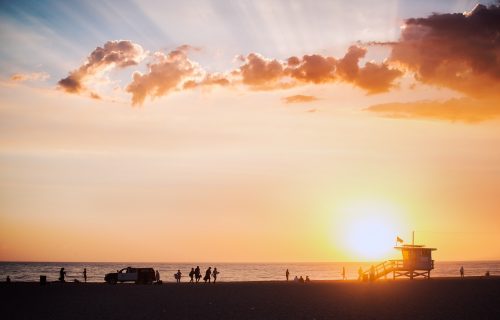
1,277 -> 499,319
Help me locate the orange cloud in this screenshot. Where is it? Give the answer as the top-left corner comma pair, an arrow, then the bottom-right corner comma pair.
389,4 -> 500,99
58,40 -> 144,94
237,53 -> 288,89
10,72 -> 50,82
283,95 -> 319,104
126,47 -> 202,106
366,98 -> 500,123
235,46 -> 402,93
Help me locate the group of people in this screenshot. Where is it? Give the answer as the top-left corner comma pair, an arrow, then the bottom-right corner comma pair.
285,269 -> 311,283
174,266 -> 220,283
58,267 -> 87,283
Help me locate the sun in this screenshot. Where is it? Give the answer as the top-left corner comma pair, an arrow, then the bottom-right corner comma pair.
334,201 -> 404,261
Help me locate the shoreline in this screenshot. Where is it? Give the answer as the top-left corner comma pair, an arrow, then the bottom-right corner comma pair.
2,275 -> 499,284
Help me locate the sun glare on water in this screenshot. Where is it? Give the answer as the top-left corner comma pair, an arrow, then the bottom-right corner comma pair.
334,201 -> 404,261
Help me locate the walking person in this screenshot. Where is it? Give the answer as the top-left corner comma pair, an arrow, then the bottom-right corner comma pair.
342,267 -> 346,280
195,266 -> 201,283
189,268 -> 195,283
155,270 -> 160,283
83,268 -> 87,283
204,267 -> 212,283
212,267 -> 220,283
286,269 -> 290,281
460,266 -> 464,278
59,268 -> 66,282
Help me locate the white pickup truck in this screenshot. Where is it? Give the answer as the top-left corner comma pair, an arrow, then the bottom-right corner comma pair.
104,267 -> 156,284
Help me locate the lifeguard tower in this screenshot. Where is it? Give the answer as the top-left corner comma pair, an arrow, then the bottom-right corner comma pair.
363,232 -> 436,280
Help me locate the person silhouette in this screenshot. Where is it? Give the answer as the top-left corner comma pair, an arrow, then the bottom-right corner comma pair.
358,267 -> 363,281
155,270 -> 160,283
175,270 -> 182,283
189,268 -> 195,283
195,266 -> 201,283
204,267 -> 212,283
286,269 -> 290,281
59,268 -> 66,282
299,276 -> 304,283
83,268 -> 87,283
460,266 -> 464,278
342,267 -> 346,280
293,276 -> 299,282
6,276 -> 11,283
305,276 -> 310,282
370,265 -> 375,281
212,267 -> 220,283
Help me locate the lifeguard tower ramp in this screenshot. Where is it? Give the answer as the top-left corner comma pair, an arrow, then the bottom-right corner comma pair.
363,244 -> 436,280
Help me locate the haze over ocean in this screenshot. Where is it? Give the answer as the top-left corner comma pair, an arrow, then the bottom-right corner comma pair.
1,261 -> 498,283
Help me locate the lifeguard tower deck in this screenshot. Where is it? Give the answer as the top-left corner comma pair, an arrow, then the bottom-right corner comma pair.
363,243 -> 436,280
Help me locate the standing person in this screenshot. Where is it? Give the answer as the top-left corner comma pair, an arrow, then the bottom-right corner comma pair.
155,270 -> 160,283
195,266 -> 201,283
460,266 -> 464,278
358,267 -> 363,281
175,270 -> 182,283
204,267 -> 212,283
189,268 -> 195,283
286,269 -> 290,281
342,267 -> 346,280
6,276 -> 11,283
369,265 -> 375,281
83,268 -> 87,283
59,268 -> 66,282
212,267 -> 220,283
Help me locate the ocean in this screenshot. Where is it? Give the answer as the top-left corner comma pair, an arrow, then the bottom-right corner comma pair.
1,261 -> 499,283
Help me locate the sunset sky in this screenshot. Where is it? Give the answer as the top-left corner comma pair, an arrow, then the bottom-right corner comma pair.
1,0 -> 499,263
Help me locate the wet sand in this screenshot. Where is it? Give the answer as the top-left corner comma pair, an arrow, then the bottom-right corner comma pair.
1,277 -> 499,319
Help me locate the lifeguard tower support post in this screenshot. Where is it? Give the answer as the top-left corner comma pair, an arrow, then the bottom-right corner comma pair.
364,232 -> 437,280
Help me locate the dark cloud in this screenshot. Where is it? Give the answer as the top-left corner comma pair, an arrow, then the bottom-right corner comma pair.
58,40 -> 144,94
364,3 -> 500,123
389,3 -> 500,99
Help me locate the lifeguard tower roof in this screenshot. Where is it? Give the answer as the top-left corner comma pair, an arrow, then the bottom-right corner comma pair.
395,244 -> 436,250
394,244 -> 437,251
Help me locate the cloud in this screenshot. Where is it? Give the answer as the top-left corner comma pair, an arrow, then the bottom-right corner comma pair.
126,47 -> 203,106
283,95 -> 319,104
58,40 -> 145,94
366,98 -> 500,123
337,46 -> 403,93
363,3 -> 500,123
389,3 -> 500,99
236,53 -> 288,90
235,46 -> 402,93
285,54 -> 337,84
10,72 -> 50,82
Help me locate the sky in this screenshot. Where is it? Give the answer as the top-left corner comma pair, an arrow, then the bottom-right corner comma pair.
0,0 -> 499,263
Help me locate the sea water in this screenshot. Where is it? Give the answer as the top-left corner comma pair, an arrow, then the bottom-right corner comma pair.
1,261 -> 499,283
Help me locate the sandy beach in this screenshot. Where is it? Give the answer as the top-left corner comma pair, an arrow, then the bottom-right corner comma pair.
1,277 -> 499,319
